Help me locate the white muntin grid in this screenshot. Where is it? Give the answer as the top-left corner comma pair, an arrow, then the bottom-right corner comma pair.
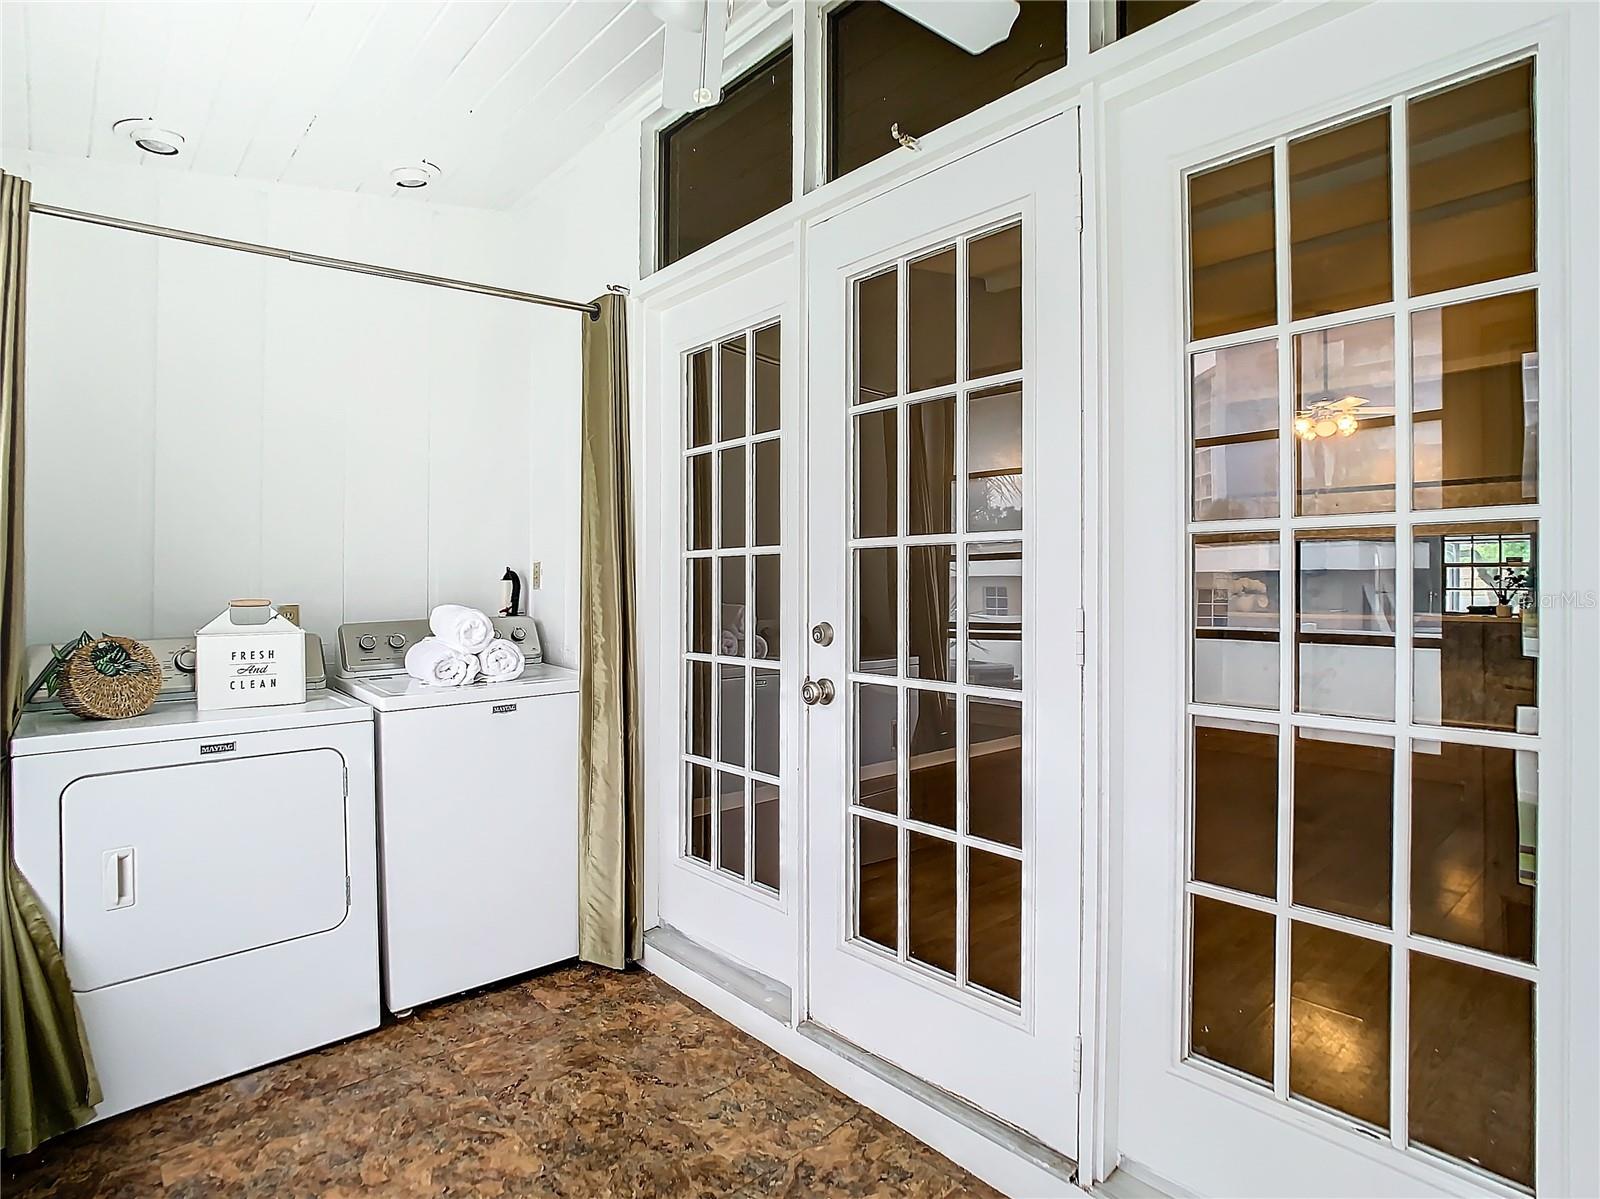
1179,58 -> 1542,1191
844,215 -> 1029,1010
681,321 -> 783,895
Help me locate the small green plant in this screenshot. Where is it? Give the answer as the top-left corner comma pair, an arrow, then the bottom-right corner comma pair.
21,631 -> 146,704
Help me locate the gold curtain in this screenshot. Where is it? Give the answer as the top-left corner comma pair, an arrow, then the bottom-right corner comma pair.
576,293 -> 643,969
1,173 -> 101,1155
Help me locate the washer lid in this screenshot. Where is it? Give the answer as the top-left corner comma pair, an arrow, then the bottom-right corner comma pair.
331,662 -> 578,711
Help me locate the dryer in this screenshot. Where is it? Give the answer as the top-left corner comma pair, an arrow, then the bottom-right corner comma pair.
330,617 -> 579,1014
9,635 -> 380,1122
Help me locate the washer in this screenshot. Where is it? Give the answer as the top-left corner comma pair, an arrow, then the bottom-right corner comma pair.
329,616 -> 579,1013
9,634 -> 379,1123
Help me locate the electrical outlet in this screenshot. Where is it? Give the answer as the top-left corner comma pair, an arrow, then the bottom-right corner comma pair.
529,562 -> 541,590
278,603 -> 301,626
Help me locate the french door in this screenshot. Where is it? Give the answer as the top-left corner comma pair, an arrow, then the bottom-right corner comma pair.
803,117 -> 1083,1153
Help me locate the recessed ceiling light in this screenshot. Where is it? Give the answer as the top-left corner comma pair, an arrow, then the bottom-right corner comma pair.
113,117 -> 185,157
390,160 -> 442,190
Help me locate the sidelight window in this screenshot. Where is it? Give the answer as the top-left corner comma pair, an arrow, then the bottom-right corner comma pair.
1183,59 -> 1540,1191
683,322 -> 783,892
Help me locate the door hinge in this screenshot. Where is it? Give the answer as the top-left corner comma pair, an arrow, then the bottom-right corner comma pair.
345,876 -> 352,906
1073,1035 -> 1083,1088
342,764 -> 349,798
1074,607 -> 1086,667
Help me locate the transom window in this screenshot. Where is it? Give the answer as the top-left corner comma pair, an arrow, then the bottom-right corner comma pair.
1184,59 -> 1539,1191
683,322 -> 783,892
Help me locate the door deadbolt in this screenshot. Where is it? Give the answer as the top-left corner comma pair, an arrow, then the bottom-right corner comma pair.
811,621 -> 834,647
801,677 -> 836,706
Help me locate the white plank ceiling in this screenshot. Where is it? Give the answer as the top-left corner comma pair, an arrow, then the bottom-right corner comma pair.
0,1 -> 667,210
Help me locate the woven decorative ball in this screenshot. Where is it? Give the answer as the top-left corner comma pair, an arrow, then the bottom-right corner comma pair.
58,636 -> 163,720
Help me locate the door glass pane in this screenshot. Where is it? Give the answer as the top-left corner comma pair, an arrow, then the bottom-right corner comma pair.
753,781 -> 781,892
1293,729 -> 1393,927
688,348 -> 713,448
908,396 -> 956,535
1289,112 -> 1393,319
855,547 -> 897,675
969,699 -> 1021,848
718,771 -> 746,876
688,453 -> 712,550
968,384 -> 1023,532
686,763 -> 711,863
969,223 -> 1022,378
908,832 -> 957,977
907,688 -> 956,831
966,541 -> 1022,689
1411,742 -> 1535,962
754,553 -> 780,662
686,661 -> 711,759
854,408 -> 898,538
753,668 -> 780,779
720,555 -> 745,656
968,849 -> 1021,1002
1408,953 -> 1534,1188
855,683 -> 898,815
1192,340 -> 1279,521
856,817 -> 899,952
1409,61 -> 1534,296
1194,534 -> 1280,710
857,268 -> 898,404
1413,522 -> 1538,733
719,338 -> 747,440
1295,318 -> 1396,516
719,446 -> 746,548
1193,720 -> 1277,899
909,247 -> 956,393
1190,895 -> 1275,1084
688,557 -> 713,655
1290,922 -> 1390,1129
1296,531 -> 1397,720
1412,291 -> 1538,510
754,322 -> 781,434
718,664 -> 745,767
1189,151 -> 1277,340
908,545 -> 956,685
754,438 -> 781,546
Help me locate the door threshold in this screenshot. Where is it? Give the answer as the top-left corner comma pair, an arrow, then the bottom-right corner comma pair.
797,1020 -> 1079,1188
641,930 -> 1081,1197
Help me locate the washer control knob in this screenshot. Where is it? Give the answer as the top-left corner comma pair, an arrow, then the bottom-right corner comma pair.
174,648 -> 197,673
510,627 -> 527,642
357,634 -> 377,652
387,633 -> 406,650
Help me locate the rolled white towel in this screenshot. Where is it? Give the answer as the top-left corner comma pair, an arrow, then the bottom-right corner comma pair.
430,603 -> 494,654
479,638 -> 525,683
405,637 -> 480,687
718,629 -> 740,656
751,634 -> 769,659
721,604 -> 747,636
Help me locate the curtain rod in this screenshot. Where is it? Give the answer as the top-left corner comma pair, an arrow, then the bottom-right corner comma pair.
28,202 -> 604,317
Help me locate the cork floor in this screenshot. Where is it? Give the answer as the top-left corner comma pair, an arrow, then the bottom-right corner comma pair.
4,963 -> 1003,1199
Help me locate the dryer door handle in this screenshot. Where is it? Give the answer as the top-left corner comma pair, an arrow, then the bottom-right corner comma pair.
102,846 -> 136,910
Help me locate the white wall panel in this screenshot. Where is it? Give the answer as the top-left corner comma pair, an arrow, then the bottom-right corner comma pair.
150,239 -> 266,636
22,217 -> 157,645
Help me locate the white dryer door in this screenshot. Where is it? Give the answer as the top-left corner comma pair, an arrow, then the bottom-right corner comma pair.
61,749 -> 349,991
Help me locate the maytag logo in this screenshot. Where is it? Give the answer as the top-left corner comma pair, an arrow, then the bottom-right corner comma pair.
200,741 -> 236,756
491,703 -> 518,715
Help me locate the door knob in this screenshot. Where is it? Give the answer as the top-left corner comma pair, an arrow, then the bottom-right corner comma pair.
802,677 -> 836,706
